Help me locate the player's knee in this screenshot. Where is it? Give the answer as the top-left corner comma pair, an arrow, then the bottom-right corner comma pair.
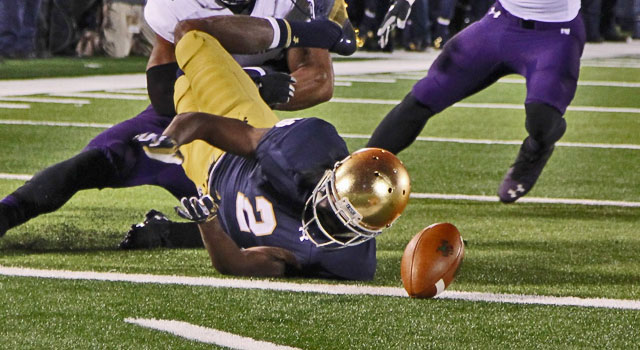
525,102 -> 566,148
174,19 -> 208,43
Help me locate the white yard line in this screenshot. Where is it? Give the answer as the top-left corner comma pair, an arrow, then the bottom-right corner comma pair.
0,119 -> 112,128
497,78 -> 640,88
0,97 -> 90,105
0,173 -> 31,181
340,134 -> 640,150
50,92 -> 148,101
0,169 -> 637,207
334,76 -> 397,83
125,318 -> 302,350
410,193 -> 640,207
105,88 -> 147,94
1,266 -> 639,310
0,102 -> 30,109
352,74 -> 640,88
330,97 -> 640,114
3,119 -> 638,151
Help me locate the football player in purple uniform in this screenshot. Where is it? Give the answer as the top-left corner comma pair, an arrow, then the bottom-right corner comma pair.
372,0 -> 585,203
0,0 -> 357,238
134,18 -> 410,280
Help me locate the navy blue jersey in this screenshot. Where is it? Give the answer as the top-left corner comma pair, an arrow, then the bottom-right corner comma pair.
209,118 -> 376,280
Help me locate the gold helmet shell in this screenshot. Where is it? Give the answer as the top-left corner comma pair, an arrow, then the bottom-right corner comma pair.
301,148 -> 411,248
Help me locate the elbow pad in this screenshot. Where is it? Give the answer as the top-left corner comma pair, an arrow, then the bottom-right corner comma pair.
146,62 -> 179,117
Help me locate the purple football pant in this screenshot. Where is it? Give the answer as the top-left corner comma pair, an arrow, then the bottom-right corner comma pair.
412,1 -> 586,115
84,105 -> 197,199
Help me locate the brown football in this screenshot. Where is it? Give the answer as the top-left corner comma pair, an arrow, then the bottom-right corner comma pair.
401,223 -> 464,298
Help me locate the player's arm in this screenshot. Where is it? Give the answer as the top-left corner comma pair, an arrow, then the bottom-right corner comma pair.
163,111 -> 268,157
198,218 -> 301,277
146,35 -> 178,116
274,47 -> 334,111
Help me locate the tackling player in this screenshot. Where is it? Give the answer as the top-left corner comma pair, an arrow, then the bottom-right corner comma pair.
371,0 -> 585,203
0,0 -> 356,238
134,17 -> 411,279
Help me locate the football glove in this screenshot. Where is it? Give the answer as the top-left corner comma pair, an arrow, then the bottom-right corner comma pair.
133,132 -> 183,164
175,195 -> 218,223
255,72 -> 296,107
377,0 -> 416,48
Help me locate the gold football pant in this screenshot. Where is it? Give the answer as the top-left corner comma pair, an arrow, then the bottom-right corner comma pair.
173,30 -> 280,192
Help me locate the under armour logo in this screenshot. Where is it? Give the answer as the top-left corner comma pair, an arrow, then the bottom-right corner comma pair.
507,184 -> 526,198
298,227 -> 309,242
561,28 -> 571,35
488,7 -> 501,19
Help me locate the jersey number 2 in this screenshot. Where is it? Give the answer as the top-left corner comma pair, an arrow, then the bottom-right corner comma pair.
236,193 -> 277,236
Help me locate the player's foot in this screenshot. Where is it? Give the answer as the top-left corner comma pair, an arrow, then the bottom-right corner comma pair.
498,137 -> 554,203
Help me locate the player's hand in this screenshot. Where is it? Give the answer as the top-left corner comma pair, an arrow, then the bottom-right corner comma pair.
377,0 -> 415,47
133,132 -> 183,164
256,72 -> 296,107
175,195 -> 218,223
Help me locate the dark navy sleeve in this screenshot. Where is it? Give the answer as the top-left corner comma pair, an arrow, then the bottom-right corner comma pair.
255,118 -> 349,204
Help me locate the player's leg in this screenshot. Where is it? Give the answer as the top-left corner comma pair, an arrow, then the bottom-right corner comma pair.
498,15 -> 586,203
368,15 -> 512,153
0,106 -> 196,237
0,149 -> 117,237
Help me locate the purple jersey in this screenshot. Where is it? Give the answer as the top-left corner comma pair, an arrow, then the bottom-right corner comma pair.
209,118 -> 377,280
412,1 -> 586,115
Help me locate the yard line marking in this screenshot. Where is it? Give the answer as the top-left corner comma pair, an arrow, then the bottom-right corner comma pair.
2,266 -> 639,310
0,170 -> 637,207
105,88 -> 148,94
0,119 -> 112,128
498,78 -> 640,88
330,98 -> 640,113
333,81 -> 352,87
2,119 -> 638,151
0,173 -> 32,181
340,134 -> 640,150
335,76 -> 397,83
361,74 -> 640,88
50,92 -> 148,101
0,102 -> 30,109
582,62 -> 640,68
125,318 -> 302,350
0,96 -> 90,105
410,193 -> 640,207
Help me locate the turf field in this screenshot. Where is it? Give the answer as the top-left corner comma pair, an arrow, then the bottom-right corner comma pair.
1,51 -> 639,349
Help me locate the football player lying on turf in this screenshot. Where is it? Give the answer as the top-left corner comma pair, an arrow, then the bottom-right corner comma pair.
133,19 -> 411,280
0,0 -> 357,238
371,0 -> 585,203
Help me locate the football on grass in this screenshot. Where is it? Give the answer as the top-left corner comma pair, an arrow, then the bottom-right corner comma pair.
401,223 -> 464,298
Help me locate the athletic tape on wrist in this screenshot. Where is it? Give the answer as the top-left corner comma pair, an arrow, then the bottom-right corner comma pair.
266,17 -> 291,49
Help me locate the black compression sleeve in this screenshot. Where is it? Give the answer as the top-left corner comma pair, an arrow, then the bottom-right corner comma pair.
146,62 -> 179,117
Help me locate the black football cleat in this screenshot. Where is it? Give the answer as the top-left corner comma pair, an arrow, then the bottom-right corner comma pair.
498,138 -> 554,203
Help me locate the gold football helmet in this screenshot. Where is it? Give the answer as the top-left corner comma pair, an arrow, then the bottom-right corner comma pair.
301,148 -> 411,248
